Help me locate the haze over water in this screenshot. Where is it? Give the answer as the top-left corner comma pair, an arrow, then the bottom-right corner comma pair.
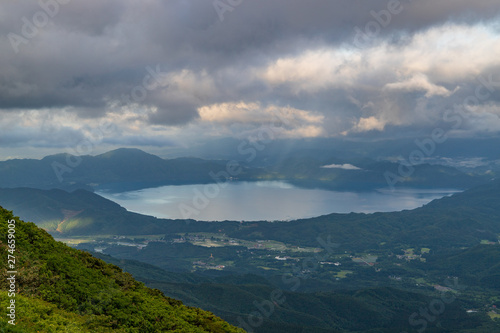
98,181 -> 458,221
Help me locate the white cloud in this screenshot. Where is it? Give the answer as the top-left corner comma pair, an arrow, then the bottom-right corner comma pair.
198,102 -> 322,124
399,23 -> 500,83
383,73 -> 455,97
260,48 -> 362,93
197,102 -> 326,138
256,22 -> 500,136
353,116 -> 387,132
161,69 -> 217,101
259,23 -> 500,93
321,163 -> 361,170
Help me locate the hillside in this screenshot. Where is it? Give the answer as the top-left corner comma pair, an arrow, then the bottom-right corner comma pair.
0,147 -> 490,194
2,181 -> 500,331
0,207 -> 244,332
2,179 -> 499,250
173,137 -> 498,190
91,251 -> 498,333
222,179 -> 500,250
0,148 -> 263,192
0,188 -> 164,235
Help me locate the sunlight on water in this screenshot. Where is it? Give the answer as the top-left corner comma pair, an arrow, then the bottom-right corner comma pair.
97,181 -> 459,221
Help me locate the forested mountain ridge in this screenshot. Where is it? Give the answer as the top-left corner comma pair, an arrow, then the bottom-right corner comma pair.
0,148 -> 263,192
0,147 -> 489,193
0,187 -> 163,235
2,179 -> 499,251
0,207 -> 245,332
222,178 -> 500,249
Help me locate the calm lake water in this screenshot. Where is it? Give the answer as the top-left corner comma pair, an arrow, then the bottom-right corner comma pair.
97,181 -> 459,221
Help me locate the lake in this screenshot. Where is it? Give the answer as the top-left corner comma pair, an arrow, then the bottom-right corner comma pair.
97,181 -> 459,221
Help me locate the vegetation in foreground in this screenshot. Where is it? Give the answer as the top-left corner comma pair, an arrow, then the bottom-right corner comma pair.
0,207 -> 244,332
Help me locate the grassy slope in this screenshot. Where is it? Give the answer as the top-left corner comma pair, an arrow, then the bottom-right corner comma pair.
0,188 -> 164,235
0,207 -> 244,333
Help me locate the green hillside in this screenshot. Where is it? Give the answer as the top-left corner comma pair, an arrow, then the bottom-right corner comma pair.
4,179 -> 499,249
92,251 -> 499,333
222,179 -> 500,250
0,207 -> 244,332
0,188 -> 164,235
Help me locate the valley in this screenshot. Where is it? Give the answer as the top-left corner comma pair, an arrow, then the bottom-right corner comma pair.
40,180 -> 500,331
3,2 -> 500,331
1,147 -> 500,332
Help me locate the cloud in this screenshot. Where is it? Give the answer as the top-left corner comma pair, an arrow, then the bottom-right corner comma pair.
144,69 -> 217,125
198,102 -> 322,124
197,102 -> 326,138
259,48 -> 362,93
0,109 -> 87,148
321,163 -> 362,170
258,22 -> 500,135
383,74 -> 456,97
353,117 -> 387,132
259,23 -> 500,93
0,0 -> 500,155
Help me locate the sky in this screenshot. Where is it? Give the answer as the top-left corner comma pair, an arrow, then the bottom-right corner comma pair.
0,0 -> 500,159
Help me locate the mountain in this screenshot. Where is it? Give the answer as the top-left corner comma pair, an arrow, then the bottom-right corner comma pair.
2,181 -> 500,331
2,179 -> 499,249
165,137 -> 498,190
0,147 -> 492,194
0,206 -> 244,332
0,148 -> 263,192
264,156 -> 487,191
0,187 -> 165,235
171,137 -> 500,163
2,206 -> 496,332
424,244 -> 500,288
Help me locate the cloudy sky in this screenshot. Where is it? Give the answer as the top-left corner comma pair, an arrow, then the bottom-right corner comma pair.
0,0 -> 499,159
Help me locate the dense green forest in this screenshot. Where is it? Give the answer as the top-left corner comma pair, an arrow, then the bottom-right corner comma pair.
92,246 -> 500,333
0,207 -> 244,332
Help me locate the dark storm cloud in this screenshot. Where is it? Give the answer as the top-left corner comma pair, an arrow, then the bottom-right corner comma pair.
147,100 -> 200,126
0,0 -> 499,139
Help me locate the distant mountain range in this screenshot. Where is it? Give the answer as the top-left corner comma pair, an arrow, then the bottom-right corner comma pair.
169,136 -> 500,159
0,148 -> 264,192
0,147 -> 493,193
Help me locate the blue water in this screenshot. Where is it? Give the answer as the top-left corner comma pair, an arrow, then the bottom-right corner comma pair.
97,181 -> 458,221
